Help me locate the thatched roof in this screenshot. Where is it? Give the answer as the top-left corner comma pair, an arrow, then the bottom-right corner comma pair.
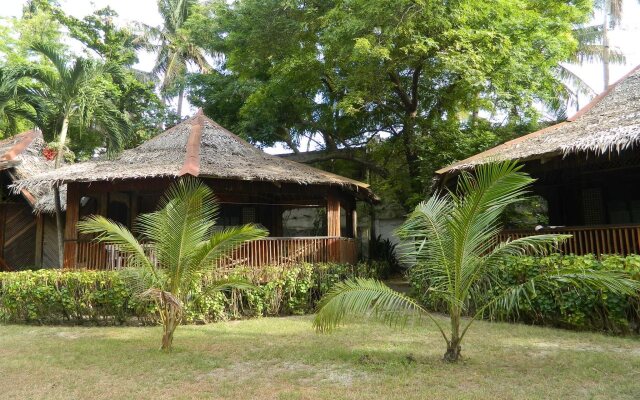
16,111 -> 378,204
1,130 -> 57,211
437,64 -> 640,175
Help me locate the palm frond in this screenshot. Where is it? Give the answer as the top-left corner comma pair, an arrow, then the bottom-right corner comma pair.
194,278 -> 257,301
77,215 -> 154,271
313,278 -> 431,333
29,41 -> 71,82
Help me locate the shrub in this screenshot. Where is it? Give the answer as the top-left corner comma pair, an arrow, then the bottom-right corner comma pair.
410,254 -> 640,334
0,262 -> 378,325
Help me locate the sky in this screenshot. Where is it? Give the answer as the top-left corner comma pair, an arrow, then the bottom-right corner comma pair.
2,0 -> 640,151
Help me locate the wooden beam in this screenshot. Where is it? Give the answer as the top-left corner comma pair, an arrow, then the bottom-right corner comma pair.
34,214 -> 44,268
63,183 -> 80,269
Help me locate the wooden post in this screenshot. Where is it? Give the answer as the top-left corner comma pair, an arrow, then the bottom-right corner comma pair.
327,193 -> 341,262
352,208 -> 358,239
34,214 -> 44,268
98,192 -> 108,216
327,193 -> 341,237
130,191 -> 139,228
272,205 -> 283,237
345,198 -> 357,238
63,183 -> 80,269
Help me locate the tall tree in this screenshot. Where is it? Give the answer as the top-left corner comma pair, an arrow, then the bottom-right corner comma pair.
140,0 -> 211,116
190,0 -> 590,209
15,42 -> 131,266
28,0 -> 166,151
595,0 -> 639,89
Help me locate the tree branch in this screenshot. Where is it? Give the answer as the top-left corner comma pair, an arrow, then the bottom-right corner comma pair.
280,150 -> 389,177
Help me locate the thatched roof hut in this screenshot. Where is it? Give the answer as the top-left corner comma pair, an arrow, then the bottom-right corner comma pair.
0,130 -> 56,210
433,65 -> 640,257
437,65 -> 640,175
16,110 -> 377,209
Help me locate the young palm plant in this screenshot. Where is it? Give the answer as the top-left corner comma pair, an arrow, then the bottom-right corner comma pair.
78,178 -> 267,351
314,161 -> 639,362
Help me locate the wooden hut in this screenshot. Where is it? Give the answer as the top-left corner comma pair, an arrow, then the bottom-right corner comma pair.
17,111 -> 378,269
436,65 -> 640,255
0,130 -> 58,270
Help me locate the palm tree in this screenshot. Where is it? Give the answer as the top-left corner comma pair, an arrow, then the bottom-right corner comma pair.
313,161 -> 639,362
596,0 -> 639,88
15,42 -> 131,266
78,178 -> 267,351
0,67 -> 41,135
138,0 -> 211,117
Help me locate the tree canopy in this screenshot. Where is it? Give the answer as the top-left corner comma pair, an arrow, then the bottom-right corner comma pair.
187,0 -> 592,208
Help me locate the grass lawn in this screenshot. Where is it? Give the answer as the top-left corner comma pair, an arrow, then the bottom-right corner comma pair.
1,316 -> 639,399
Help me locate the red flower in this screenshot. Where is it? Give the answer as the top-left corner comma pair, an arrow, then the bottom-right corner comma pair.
42,147 -> 58,161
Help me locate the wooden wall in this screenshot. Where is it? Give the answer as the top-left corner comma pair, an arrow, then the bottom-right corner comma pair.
41,215 -> 60,268
0,202 -> 36,270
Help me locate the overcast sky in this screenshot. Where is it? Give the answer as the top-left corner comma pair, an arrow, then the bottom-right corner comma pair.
2,0 -> 640,150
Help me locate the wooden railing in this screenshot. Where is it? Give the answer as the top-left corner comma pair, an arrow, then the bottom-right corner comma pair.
498,224 -> 640,256
72,236 -> 358,270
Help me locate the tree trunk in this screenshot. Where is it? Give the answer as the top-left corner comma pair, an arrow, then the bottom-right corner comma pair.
54,116 -> 69,268
176,87 -> 184,118
443,337 -> 462,362
401,114 -> 421,194
443,310 -> 462,362
159,291 -> 183,352
54,187 -> 64,267
603,0 -> 610,90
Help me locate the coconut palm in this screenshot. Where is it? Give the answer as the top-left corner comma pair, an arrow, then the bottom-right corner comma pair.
78,178 -> 268,351
313,161 -> 639,362
596,0 -> 640,88
14,41 -> 131,266
137,0 -> 210,116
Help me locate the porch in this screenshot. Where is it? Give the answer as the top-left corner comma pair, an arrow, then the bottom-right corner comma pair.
498,224 -> 640,256
63,177 -> 362,270
74,236 -> 357,270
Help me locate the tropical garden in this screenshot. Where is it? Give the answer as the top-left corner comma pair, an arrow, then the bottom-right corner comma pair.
1,0 -> 640,399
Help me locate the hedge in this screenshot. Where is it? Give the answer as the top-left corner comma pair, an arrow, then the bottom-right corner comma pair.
410,254 -> 640,334
0,262 -> 380,325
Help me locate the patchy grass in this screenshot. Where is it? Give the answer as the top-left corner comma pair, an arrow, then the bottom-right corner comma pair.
1,316 -> 639,399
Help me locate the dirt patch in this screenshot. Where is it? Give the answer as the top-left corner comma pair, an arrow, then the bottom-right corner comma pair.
198,360 -> 368,387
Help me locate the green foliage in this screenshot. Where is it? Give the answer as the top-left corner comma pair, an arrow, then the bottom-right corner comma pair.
368,235 -> 401,279
188,0 -> 591,209
486,254 -> 640,333
0,270 -> 153,324
502,194 -> 549,229
0,262 -> 378,325
411,254 -> 640,334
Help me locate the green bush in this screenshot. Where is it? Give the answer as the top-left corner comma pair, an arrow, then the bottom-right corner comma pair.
0,262 -> 378,325
410,254 -> 640,334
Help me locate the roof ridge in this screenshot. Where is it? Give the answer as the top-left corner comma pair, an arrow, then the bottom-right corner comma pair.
436,64 -> 640,175
1,130 -> 40,161
567,64 -> 640,122
178,112 -> 204,176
